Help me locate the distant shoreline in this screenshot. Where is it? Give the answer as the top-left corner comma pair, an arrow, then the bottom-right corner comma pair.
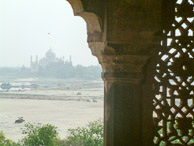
0,93 -> 103,102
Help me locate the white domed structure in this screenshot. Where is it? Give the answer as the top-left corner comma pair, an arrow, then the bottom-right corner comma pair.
46,49 -> 56,61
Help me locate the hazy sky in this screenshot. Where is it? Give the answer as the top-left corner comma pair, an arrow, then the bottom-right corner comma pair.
0,0 -> 99,67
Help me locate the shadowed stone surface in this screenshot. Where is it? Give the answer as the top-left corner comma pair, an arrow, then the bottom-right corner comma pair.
67,0 -> 194,145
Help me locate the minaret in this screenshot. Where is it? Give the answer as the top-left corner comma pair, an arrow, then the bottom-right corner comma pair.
69,55 -> 71,62
63,56 -> 65,63
69,55 -> 72,65
30,55 -> 33,68
36,55 -> 38,64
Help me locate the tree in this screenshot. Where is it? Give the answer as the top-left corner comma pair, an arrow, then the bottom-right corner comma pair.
0,131 -> 18,146
20,123 -> 58,146
60,119 -> 103,146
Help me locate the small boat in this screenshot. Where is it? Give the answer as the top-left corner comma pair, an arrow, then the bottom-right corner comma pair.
15,117 -> 25,123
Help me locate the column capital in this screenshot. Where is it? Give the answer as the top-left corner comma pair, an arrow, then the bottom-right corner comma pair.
89,41 -> 152,83
100,55 -> 149,83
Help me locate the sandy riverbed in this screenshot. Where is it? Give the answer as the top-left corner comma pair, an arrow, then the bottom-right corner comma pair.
0,98 -> 103,141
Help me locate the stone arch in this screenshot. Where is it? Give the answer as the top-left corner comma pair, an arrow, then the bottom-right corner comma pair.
66,0 -> 102,35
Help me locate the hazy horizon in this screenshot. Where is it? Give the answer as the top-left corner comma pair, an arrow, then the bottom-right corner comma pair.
0,0 -> 99,67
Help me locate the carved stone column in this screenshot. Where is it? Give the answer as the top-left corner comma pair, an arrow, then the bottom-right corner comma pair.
89,41 -> 156,145
102,56 -> 148,146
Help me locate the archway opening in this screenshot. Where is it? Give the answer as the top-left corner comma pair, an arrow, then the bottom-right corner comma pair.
0,0 -> 103,142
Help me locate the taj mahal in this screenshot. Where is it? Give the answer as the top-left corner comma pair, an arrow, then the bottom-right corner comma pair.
30,49 -> 72,72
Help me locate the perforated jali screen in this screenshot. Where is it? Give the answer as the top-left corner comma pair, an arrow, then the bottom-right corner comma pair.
153,0 -> 194,145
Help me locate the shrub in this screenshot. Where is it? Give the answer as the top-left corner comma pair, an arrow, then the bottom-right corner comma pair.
0,131 -> 18,146
59,119 -> 103,146
20,123 -> 58,146
0,120 -> 104,146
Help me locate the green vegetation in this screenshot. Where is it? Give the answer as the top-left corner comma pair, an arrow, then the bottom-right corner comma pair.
154,121 -> 194,145
20,123 -> 58,146
0,131 -> 18,146
60,119 -> 103,146
0,120 -> 103,146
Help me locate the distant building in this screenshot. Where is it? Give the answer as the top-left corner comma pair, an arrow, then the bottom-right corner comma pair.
30,55 -> 39,72
30,49 -> 72,72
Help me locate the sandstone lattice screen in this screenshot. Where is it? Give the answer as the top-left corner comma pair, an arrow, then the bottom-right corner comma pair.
153,0 -> 194,145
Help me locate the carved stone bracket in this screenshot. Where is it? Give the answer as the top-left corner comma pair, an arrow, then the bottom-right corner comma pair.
89,42 -> 150,83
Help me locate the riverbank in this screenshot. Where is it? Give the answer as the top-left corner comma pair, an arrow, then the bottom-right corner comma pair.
0,98 -> 103,141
